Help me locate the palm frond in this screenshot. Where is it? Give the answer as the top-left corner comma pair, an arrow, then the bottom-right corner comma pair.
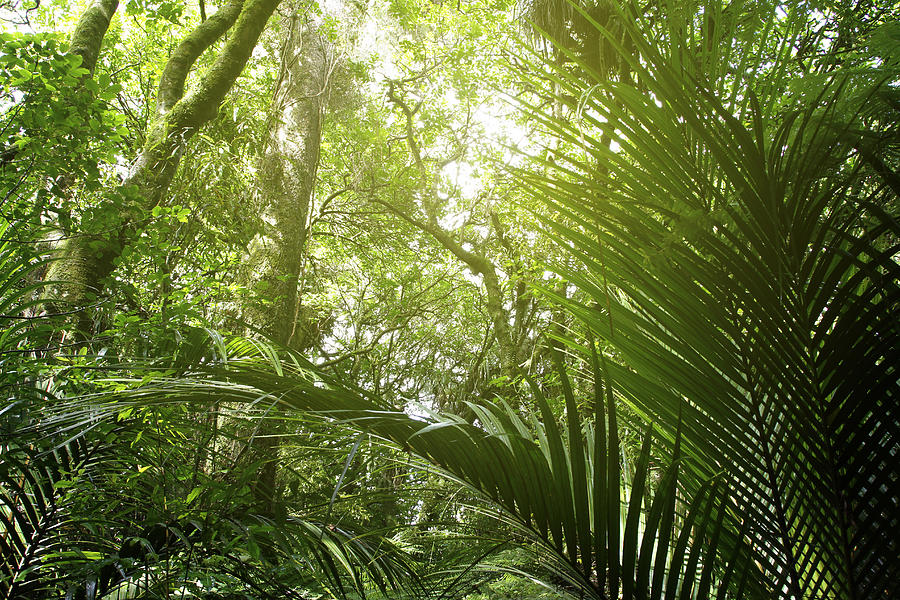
98,335 -> 755,599
1,220 -> 55,436
0,438 -> 120,600
510,0 -> 899,597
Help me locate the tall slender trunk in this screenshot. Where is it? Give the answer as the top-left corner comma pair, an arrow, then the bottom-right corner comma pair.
244,16 -> 330,512
246,17 -> 328,346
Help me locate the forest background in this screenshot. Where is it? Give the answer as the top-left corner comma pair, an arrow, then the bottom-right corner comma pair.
1,0 -> 898,598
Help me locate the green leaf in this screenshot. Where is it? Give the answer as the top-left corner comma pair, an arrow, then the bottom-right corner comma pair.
186,486 -> 203,504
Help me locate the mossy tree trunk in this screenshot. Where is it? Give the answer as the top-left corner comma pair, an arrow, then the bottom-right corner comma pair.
244,15 -> 331,512
67,0 -> 120,74
47,0 -> 282,336
245,16 -> 328,347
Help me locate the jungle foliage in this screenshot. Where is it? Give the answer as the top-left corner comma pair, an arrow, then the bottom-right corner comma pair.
1,0 -> 897,598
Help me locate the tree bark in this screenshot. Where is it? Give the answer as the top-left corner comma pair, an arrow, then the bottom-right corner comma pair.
154,0 -> 245,117
244,16 -> 330,513
246,17 -> 329,347
67,0 -> 119,74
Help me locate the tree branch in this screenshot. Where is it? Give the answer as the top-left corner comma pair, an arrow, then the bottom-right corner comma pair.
169,0 -> 281,131
67,0 -> 119,74
155,0 -> 244,116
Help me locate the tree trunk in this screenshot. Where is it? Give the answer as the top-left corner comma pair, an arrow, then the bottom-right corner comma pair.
246,17 -> 328,347
244,16 -> 330,513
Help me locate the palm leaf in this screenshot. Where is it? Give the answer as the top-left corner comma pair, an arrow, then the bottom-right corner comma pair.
1,220 -> 55,431
100,335 -> 751,599
510,0 -> 899,597
0,439 -> 120,600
